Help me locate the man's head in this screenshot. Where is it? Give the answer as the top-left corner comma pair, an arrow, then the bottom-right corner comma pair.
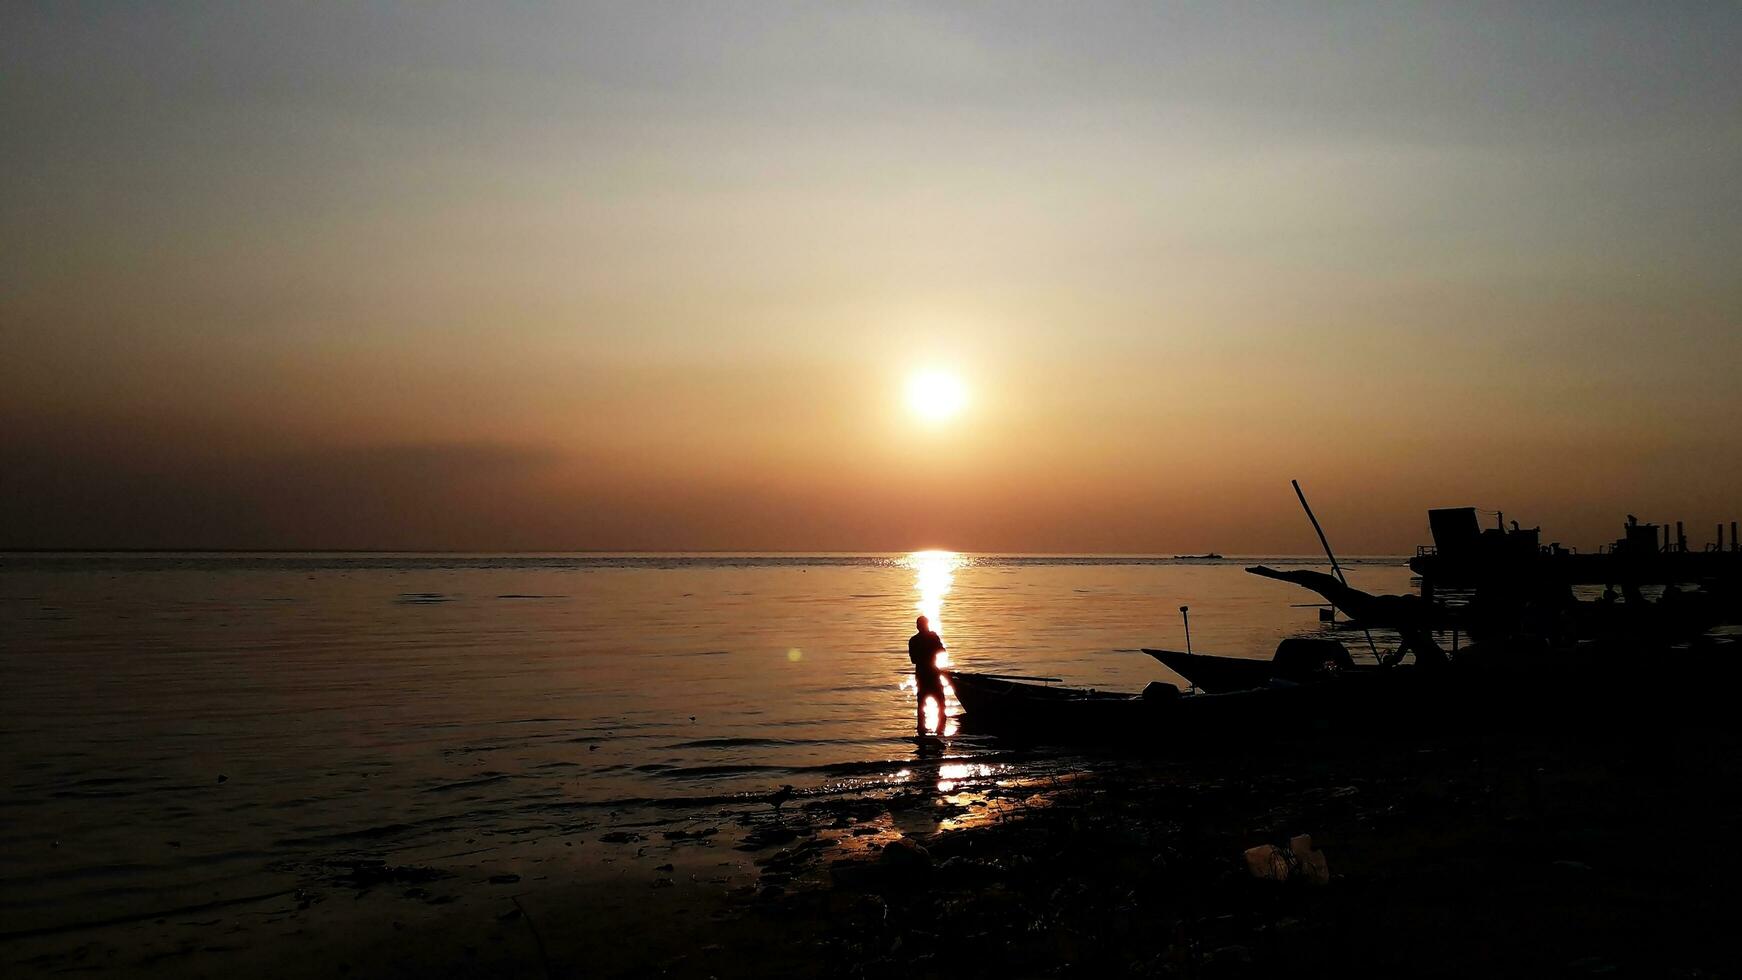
916,615 -> 929,632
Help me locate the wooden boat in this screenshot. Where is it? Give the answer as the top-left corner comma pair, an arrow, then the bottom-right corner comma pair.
947,672 -> 1143,727
950,649 -> 1742,743
1143,649 -> 1273,693
946,670 -> 1332,741
1145,638 -> 1367,694
947,670 -> 1170,740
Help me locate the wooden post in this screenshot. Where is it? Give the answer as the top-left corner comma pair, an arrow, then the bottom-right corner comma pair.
1677,521 -> 1686,553
1294,480 -> 1348,584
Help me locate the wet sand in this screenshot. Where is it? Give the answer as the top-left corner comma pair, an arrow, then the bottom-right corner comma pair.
10,719 -> 1738,979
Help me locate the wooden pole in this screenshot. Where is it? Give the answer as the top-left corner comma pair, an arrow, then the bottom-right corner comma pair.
1294,480 -> 1348,585
1291,480 -> 1381,662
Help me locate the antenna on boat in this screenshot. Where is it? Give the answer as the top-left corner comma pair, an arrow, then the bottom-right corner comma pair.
1291,479 -> 1382,663
1180,605 -> 1192,656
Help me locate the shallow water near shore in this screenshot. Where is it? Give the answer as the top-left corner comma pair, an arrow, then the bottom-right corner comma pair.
0,552 -> 1412,934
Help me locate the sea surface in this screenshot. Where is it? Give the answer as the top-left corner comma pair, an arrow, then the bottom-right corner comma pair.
0,552 -> 1413,934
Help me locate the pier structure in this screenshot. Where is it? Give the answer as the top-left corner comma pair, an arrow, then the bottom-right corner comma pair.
1411,507 -> 1742,602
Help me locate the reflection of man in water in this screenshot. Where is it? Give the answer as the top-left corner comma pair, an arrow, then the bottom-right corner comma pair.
908,615 -> 947,735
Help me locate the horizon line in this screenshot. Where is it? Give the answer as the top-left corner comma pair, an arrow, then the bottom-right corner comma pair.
0,547 -> 1409,558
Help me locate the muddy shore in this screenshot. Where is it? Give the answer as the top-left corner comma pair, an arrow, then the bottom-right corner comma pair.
8,722 -> 1739,979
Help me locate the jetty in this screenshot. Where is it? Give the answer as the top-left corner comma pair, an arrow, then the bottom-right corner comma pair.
1411,508 -> 1742,597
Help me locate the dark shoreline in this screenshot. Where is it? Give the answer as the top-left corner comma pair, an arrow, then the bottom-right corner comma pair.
725,725 -> 1742,979
10,721 -> 1738,979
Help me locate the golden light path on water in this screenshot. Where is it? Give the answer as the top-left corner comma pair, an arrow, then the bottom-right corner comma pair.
900,550 -> 965,736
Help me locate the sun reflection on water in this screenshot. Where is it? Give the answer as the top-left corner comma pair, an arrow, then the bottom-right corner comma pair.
906,550 -> 963,647
936,761 -> 998,792
901,550 -> 966,736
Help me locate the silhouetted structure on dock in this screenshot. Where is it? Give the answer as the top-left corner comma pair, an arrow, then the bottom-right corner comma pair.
1410,507 -> 1742,600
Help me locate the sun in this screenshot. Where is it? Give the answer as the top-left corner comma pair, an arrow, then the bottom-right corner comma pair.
905,370 -> 968,423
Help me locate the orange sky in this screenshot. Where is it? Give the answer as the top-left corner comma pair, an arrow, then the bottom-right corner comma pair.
4,4 -> 1739,552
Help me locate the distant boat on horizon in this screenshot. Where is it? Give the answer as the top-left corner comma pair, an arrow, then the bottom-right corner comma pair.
1171,553 -> 1224,560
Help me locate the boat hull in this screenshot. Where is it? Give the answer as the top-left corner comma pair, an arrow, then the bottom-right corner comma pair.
949,646 -> 1742,744
946,671 -> 1352,742
1145,639 -> 1376,694
1143,649 -> 1274,694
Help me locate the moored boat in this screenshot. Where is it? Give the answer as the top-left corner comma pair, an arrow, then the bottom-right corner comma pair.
1145,638 -> 1368,693
1142,649 -> 1272,693
948,648 -> 1742,744
946,670 -> 1335,742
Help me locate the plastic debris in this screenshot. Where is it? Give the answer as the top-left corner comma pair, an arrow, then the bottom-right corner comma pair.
1243,844 -> 1292,882
1243,835 -> 1330,885
1290,834 -> 1330,885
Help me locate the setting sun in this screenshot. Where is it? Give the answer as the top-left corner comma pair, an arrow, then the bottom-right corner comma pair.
905,370 -> 968,423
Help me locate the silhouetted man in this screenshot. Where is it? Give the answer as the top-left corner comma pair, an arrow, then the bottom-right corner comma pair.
908,615 -> 947,735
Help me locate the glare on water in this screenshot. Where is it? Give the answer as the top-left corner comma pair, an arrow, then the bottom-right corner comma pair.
900,550 -> 964,734
904,549 -> 963,664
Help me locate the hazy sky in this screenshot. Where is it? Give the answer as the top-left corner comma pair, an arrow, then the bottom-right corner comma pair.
4,2 -> 1739,552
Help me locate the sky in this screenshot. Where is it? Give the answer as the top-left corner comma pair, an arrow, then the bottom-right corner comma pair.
3,2 -> 1739,553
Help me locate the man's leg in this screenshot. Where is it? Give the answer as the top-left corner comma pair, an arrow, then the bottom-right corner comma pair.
919,689 -> 942,735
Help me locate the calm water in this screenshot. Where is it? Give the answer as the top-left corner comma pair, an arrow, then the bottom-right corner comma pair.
0,552 -> 1412,932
